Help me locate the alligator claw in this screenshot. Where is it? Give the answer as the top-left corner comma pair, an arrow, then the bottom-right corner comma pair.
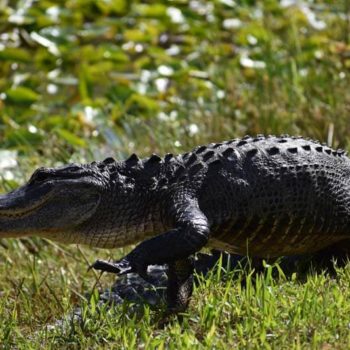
89,257 -> 154,284
89,259 -> 134,275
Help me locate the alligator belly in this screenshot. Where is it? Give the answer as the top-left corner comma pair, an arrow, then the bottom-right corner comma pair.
208,215 -> 348,257
207,237 -> 345,257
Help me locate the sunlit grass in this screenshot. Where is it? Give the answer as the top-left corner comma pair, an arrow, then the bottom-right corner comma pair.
0,243 -> 349,348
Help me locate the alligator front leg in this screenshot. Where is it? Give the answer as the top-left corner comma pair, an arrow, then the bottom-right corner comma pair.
91,196 -> 210,312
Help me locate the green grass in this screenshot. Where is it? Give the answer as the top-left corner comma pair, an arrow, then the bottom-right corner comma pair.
0,241 -> 349,349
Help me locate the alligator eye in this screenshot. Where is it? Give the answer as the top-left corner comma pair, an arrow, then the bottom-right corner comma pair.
29,169 -> 51,184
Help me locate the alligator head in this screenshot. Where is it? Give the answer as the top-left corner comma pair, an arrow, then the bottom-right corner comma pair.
0,163 -> 105,242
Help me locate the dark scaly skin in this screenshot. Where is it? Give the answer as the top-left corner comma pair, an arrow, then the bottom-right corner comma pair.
0,135 -> 350,313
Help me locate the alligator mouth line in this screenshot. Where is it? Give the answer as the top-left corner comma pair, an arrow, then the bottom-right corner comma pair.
0,195 -> 52,218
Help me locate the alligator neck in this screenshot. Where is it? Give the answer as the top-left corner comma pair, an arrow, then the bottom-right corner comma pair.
74,184 -> 164,248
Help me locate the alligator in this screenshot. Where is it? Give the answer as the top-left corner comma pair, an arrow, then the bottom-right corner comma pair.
0,135 -> 349,313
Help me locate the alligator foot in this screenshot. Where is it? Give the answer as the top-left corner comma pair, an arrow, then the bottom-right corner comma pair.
90,257 -> 157,284
89,259 -> 134,275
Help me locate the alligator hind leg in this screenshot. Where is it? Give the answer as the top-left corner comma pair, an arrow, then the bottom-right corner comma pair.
89,259 -> 134,275
166,257 -> 194,314
310,240 -> 350,271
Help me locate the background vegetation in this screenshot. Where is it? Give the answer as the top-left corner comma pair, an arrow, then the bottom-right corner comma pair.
0,0 -> 350,348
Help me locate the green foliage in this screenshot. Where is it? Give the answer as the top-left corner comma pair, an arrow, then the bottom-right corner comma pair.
1,0 -> 350,165
0,0 -> 350,348
5,87 -> 40,105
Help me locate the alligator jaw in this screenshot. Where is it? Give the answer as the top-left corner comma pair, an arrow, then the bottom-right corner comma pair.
0,194 -> 50,218
0,184 -> 51,237
0,172 -> 103,240
0,181 -> 52,216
